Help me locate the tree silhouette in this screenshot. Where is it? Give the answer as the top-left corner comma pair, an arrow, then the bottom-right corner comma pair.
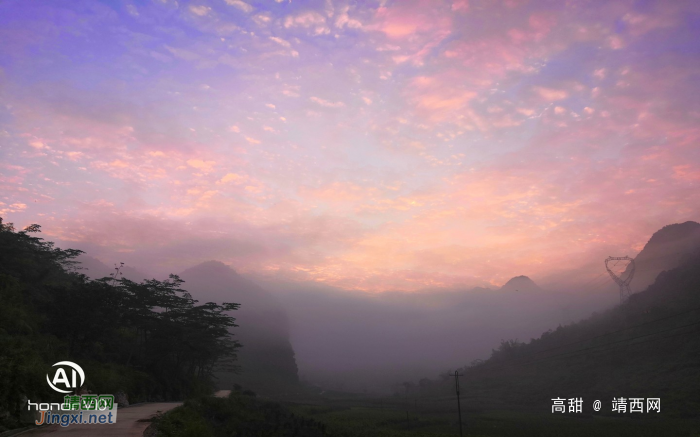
0,218 -> 241,428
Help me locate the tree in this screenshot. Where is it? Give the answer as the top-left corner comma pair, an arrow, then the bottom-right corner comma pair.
0,217 -> 242,428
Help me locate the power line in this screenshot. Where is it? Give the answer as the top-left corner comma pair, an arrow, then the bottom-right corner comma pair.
361,290 -> 700,421
587,275 -> 615,291
471,317 -> 700,375
350,324 -> 700,416
401,326 -> 700,411
508,305 -> 700,363
442,304 -> 700,381
578,271 -> 609,287
522,319 -> 700,366
546,251 -> 688,292
494,263 -> 694,366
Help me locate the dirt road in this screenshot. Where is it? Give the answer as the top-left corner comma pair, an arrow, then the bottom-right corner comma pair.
20,402 -> 182,437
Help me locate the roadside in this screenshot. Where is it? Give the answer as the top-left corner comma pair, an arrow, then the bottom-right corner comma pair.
17,402 -> 182,437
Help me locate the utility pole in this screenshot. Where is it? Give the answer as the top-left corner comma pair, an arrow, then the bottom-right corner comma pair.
449,371 -> 464,437
405,395 -> 409,428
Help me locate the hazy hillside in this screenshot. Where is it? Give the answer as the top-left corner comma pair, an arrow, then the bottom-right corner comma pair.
425,248 -> 700,417
157,221 -> 700,395
499,275 -> 543,293
623,221 -> 700,292
257,274 -> 616,393
179,261 -> 299,393
75,254 -> 149,282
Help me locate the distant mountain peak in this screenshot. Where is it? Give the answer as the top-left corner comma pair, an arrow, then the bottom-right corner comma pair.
75,254 -> 149,281
508,275 -> 531,281
177,259 -> 299,389
645,221 -> 700,249
179,260 -> 276,305
183,260 -> 237,274
500,275 -> 542,292
624,221 -> 700,292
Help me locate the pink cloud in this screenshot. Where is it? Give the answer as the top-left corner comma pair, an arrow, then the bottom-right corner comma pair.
533,86 -> 568,101
186,159 -> 216,172
224,0 -> 253,14
405,75 -> 476,122
309,96 -> 345,108
451,0 -> 468,12
3,0 -> 699,292
371,1 -> 451,39
189,5 -> 211,17
672,165 -> 700,182
284,11 -> 330,35
334,5 -> 363,29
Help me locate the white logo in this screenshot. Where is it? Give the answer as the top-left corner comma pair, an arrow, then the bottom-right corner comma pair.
46,361 -> 85,394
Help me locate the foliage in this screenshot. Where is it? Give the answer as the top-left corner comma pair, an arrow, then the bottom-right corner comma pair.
289,401 -> 700,437
0,218 -> 240,430
154,389 -> 330,437
434,249 -> 700,418
490,339 -> 524,361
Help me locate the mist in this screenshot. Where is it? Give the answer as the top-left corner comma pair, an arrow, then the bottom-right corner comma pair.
255,277 -> 619,393
68,220 -> 699,395
75,252 -> 618,393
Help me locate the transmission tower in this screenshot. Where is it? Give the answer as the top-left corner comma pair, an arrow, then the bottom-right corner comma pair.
604,256 -> 635,304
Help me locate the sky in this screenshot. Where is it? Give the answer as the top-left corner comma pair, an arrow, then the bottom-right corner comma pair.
1,0 -> 699,292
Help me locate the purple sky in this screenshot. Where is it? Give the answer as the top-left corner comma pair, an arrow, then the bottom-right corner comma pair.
1,0 -> 699,291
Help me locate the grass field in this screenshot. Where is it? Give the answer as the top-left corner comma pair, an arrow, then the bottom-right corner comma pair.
151,387 -> 700,436
284,394 -> 700,437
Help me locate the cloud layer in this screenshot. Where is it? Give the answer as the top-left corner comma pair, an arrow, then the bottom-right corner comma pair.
1,0 -> 699,291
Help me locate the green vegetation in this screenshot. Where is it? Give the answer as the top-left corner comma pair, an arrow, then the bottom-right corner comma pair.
3,215 -> 700,436
286,401 -> 700,437
153,388 -> 330,437
287,402 -> 453,437
276,250 -> 700,436
0,218 -> 240,430
435,249 -> 700,418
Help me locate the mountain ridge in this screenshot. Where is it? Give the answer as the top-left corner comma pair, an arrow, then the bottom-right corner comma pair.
499,275 -> 542,293
624,220 -> 700,292
178,260 -> 300,393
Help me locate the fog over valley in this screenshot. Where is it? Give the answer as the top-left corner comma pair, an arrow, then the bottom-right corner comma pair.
3,0 -> 700,434
73,221 -> 700,392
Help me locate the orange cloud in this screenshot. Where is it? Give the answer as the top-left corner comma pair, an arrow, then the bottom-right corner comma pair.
186,159 -> 216,172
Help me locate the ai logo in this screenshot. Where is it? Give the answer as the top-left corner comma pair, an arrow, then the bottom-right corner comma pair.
46,361 -> 85,394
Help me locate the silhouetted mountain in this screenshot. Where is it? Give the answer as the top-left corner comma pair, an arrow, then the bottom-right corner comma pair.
75,254 -> 148,282
179,261 -> 299,393
180,261 -> 279,311
624,221 -> 700,293
420,247 -> 700,418
499,275 -> 542,293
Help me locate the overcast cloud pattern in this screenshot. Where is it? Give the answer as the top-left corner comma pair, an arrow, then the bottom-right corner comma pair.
1,0 -> 699,291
